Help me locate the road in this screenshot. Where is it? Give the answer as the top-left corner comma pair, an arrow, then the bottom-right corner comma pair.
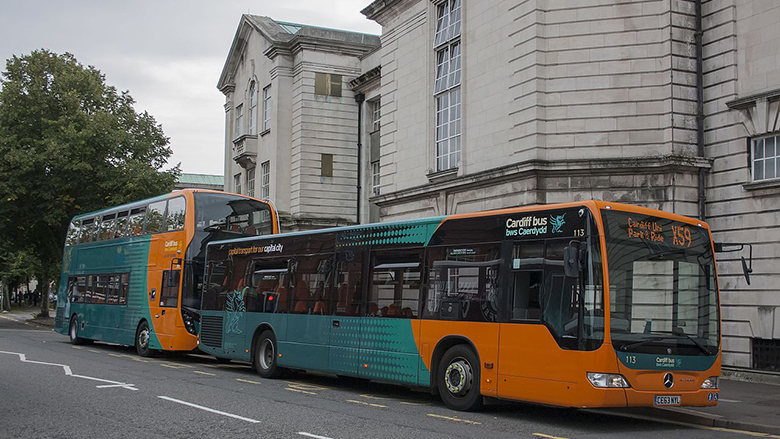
0,314 -> 763,439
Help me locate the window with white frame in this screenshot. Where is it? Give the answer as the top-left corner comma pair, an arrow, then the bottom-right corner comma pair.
261,161 -> 270,199
263,85 -> 272,132
234,173 -> 242,194
434,0 -> 461,172
371,160 -> 380,196
247,167 -> 255,197
371,100 -> 381,133
753,134 -> 780,181
235,104 -> 244,138
249,81 -> 257,135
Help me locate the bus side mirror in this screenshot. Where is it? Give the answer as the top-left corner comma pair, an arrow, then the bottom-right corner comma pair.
741,257 -> 752,286
564,246 -> 580,279
714,242 -> 753,285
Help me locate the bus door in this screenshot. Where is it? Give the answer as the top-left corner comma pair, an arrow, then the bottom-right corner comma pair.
328,250 -> 364,376
498,239 -> 584,405
151,267 -> 182,349
284,254 -> 333,370
359,249 -> 423,385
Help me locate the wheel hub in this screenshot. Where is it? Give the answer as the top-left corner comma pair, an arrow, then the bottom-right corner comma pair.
260,339 -> 274,370
138,329 -> 149,349
444,360 -> 472,396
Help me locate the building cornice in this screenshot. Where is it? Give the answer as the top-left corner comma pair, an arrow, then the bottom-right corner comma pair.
727,87 -> 780,110
349,65 -> 381,92
361,0 -> 419,26
371,155 -> 713,206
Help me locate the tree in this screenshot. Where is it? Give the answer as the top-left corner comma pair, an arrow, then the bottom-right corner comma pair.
0,49 -> 179,317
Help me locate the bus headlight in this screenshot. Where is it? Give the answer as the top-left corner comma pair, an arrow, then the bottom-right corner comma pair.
181,308 -> 199,336
587,372 -> 630,388
701,376 -> 719,389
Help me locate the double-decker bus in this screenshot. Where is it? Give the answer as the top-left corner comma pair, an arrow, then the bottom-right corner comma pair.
199,201 -> 720,411
54,189 -> 279,357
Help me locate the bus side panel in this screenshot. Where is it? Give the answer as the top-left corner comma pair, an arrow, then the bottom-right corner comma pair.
58,237 -> 161,349
358,317 -> 422,385
418,321 -> 500,396
279,314 -> 331,371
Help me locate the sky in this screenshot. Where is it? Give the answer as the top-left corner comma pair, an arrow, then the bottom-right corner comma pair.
0,0 -> 381,176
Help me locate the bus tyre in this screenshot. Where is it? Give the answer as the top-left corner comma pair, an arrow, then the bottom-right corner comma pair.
135,321 -> 155,357
255,330 -> 282,379
437,345 -> 483,412
69,316 -> 86,345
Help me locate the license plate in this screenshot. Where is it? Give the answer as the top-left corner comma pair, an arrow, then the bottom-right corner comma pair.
654,395 -> 681,406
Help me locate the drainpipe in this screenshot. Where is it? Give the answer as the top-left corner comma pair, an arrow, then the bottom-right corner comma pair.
355,92 -> 365,224
695,0 -> 706,220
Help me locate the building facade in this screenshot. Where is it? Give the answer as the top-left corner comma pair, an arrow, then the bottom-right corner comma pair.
220,1 -> 780,370
218,15 -> 380,229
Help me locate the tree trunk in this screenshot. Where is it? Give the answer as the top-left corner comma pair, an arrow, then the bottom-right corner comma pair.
1,279 -> 10,312
39,269 -> 50,318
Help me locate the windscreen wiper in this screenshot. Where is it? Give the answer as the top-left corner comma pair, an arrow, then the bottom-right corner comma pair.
618,337 -> 669,352
673,328 -> 713,355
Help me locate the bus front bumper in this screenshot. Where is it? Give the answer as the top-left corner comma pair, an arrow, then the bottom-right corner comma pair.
623,388 -> 720,407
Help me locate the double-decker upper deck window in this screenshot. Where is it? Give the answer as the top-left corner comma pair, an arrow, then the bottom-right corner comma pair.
165,197 -> 186,231
146,200 -> 166,234
434,0 -> 461,172
753,134 -> 780,181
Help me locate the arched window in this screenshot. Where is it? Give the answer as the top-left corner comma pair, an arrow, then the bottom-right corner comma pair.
249,81 -> 257,135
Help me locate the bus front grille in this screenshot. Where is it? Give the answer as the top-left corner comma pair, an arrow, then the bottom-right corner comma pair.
200,315 -> 223,348
54,307 -> 64,328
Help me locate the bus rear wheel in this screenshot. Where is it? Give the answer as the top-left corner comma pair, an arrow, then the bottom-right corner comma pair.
69,316 -> 86,345
437,345 -> 483,411
135,321 -> 155,357
254,330 -> 282,379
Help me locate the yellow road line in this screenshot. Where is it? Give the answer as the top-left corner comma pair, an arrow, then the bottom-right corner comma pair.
88,349 -> 101,353
346,399 -> 386,408
160,363 -> 183,369
533,433 -> 570,439
71,346 -> 82,350
236,378 -> 261,385
286,387 -> 318,395
108,353 -> 123,358
359,394 -> 389,400
193,371 -> 216,376
426,413 -> 481,425
284,381 -> 330,391
163,362 -> 193,368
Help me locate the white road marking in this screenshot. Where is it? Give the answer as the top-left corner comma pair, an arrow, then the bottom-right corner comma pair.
157,396 -> 260,424
426,413 -> 481,425
298,432 -> 334,439
0,350 -> 138,391
719,398 -> 740,403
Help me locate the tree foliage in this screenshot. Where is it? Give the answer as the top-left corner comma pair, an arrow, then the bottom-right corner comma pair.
0,49 -> 179,316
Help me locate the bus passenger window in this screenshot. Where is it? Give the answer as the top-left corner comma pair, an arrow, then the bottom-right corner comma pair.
290,256 -> 333,315
368,250 -> 422,318
160,270 -> 180,307
114,211 -> 129,238
69,276 -> 86,303
80,218 -> 95,243
106,275 -> 121,304
334,251 -> 362,316
128,207 -> 146,236
100,214 -> 116,241
119,274 -> 129,305
249,262 -> 288,313
66,220 -> 81,246
166,197 -> 186,232
146,201 -> 166,234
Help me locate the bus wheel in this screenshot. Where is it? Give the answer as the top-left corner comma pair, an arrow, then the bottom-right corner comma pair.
69,316 -> 86,345
135,321 -> 155,357
254,330 -> 282,379
437,345 -> 483,411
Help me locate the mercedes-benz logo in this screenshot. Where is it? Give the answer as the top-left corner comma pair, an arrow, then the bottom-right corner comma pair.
663,373 -> 674,388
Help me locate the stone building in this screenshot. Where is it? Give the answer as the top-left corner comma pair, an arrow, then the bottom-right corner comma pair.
218,15 -> 380,229
220,1 -> 780,370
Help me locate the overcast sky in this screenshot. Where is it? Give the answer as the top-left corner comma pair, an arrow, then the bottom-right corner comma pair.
0,0 -> 381,176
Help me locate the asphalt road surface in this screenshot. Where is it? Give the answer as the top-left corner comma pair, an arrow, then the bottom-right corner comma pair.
0,314 -> 762,439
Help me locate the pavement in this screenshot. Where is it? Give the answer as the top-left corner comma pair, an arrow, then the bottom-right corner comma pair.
2,306 -> 780,438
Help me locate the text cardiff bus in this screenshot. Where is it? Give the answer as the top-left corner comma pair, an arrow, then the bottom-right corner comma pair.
54,189 -> 279,357
200,200 -> 721,411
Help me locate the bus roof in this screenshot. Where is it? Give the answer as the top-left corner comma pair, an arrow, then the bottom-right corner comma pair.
71,189 -> 236,220
206,200 -> 710,249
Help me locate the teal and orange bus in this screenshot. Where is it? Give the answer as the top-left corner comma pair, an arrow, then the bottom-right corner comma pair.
199,201 -> 721,411
54,189 -> 278,357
